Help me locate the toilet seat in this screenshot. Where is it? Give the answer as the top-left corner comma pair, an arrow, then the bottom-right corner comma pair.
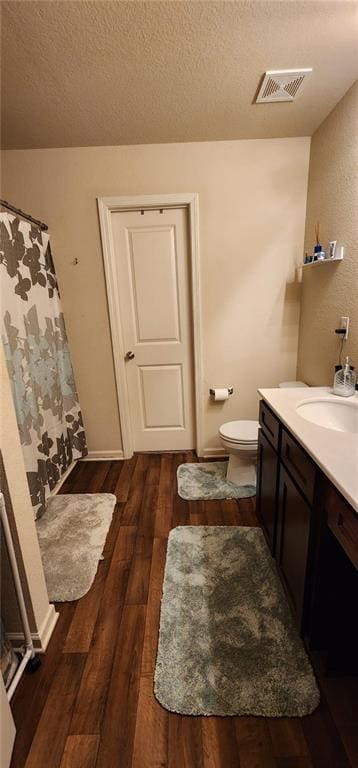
220,435 -> 257,445
219,420 -> 259,485
219,420 -> 259,444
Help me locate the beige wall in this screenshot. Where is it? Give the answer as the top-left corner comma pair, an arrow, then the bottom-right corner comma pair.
297,81 -> 358,385
0,344 -> 57,649
2,138 -> 310,454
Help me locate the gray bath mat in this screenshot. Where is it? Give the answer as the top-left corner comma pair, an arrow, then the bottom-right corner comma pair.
154,526 -> 319,716
177,461 -> 256,500
37,493 -> 116,602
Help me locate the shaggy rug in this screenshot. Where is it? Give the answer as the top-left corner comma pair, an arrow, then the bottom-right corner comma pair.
37,493 -> 116,602
177,462 -> 256,500
154,526 -> 319,716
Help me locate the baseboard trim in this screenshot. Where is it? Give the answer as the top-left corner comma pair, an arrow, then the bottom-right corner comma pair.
82,450 -> 124,461
7,604 -> 59,653
37,604 -> 59,650
202,447 -> 228,458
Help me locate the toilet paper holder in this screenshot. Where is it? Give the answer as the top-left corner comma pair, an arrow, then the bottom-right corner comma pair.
209,387 -> 234,396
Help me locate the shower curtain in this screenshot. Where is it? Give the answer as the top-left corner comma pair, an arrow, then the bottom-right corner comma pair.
0,213 -> 87,519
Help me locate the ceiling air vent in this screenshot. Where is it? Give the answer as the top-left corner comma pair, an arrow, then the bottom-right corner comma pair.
256,69 -> 312,103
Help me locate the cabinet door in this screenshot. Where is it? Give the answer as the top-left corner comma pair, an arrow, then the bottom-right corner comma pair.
308,480 -> 358,669
276,466 -> 312,632
256,428 -> 279,554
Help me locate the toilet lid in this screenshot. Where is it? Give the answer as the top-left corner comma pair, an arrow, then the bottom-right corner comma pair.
219,420 -> 259,443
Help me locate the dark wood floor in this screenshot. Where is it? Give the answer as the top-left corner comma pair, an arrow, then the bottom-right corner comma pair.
10,454 -> 358,768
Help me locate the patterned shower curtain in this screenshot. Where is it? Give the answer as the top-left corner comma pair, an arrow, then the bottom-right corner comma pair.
0,213 -> 87,519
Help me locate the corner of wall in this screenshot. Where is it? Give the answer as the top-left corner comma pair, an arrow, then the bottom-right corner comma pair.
296,81 -> 358,385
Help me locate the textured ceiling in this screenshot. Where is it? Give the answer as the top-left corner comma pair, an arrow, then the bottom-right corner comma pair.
1,1 -> 358,150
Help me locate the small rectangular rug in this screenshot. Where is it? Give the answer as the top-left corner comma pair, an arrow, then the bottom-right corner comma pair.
154,526 -> 319,716
177,461 -> 256,500
36,493 -> 116,602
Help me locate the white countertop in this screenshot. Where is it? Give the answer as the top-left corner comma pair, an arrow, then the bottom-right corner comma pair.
258,386 -> 358,514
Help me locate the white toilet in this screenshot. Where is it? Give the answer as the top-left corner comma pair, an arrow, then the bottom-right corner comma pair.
219,419 -> 259,486
219,381 -> 308,486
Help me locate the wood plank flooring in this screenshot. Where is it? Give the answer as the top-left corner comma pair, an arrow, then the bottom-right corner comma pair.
10,454 -> 358,768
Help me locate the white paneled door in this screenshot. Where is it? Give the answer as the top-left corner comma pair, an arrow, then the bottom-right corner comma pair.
111,207 -> 195,451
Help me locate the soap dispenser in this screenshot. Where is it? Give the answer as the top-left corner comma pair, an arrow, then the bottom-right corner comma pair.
333,356 -> 356,397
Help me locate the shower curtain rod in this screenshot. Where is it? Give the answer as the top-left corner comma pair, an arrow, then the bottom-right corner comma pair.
0,198 -> 48,231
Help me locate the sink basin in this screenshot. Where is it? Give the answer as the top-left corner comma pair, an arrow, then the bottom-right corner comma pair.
296,397 -> 358,433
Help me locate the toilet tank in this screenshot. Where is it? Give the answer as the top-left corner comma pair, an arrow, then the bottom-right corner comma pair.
279,381 -> 308,388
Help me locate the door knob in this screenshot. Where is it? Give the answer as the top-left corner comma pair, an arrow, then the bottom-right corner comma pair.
125,351 -> 135,360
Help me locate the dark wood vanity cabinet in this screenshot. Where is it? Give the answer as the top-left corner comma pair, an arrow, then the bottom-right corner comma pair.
257,398 -> 358,670
257,401 -> 318,632
280,428 -> 316,506
308,483 -> 358,672
276,465 -> 315,632
256,429 -> 279,554
325,483 -> 358,570
258,400 -> 280,450
276,428 -> 319,633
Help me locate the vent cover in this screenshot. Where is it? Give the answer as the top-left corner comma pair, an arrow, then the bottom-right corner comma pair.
256,69 -> 312,103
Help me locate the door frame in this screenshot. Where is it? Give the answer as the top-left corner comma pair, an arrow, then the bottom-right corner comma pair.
97,193 -> 204,458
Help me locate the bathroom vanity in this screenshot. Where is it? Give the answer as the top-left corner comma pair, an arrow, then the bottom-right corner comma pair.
256,387 -> 358,672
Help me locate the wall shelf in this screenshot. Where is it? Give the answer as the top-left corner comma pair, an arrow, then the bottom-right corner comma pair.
302,247 -> 344,267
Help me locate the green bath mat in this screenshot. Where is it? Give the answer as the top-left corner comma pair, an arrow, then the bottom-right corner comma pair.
177,461 -> 256,500
155,526 -> 320,716
37,493 -> 116,601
